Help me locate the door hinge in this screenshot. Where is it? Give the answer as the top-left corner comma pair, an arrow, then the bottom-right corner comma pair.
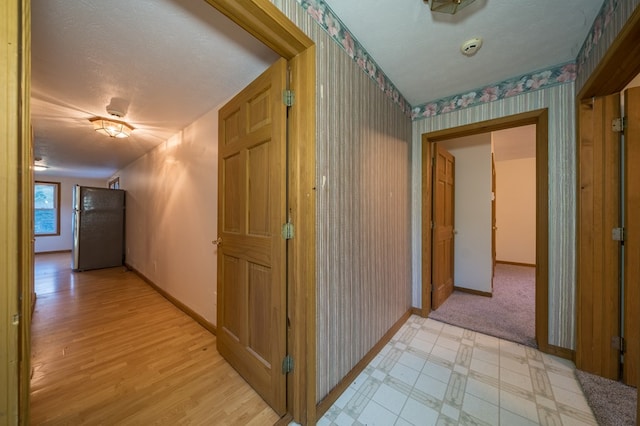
612,336 -> 626,353
282,222 -> 294,240
612,227 -> 625,242
612,117 -> 625,132
12,313 -> 20,326
282,355 -> 294,374
283,90 -> 295,107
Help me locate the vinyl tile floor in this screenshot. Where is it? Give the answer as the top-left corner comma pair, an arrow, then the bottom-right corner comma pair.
316,315 -> 597,426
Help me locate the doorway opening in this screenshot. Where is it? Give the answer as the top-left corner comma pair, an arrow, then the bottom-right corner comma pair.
427,125 -> 537,347
421,109 -> 551,353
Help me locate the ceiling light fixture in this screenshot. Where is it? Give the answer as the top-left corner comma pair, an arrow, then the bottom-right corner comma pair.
33,156 -> 48,171
424,0 -> 476,14
89,116 -> 134,138
90,99 -> 134,138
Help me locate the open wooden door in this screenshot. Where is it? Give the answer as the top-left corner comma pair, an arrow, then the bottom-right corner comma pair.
217,58 -> 288,415
623,86 -> 640,387
576,93 -> 622,380
432,143 -> 455,310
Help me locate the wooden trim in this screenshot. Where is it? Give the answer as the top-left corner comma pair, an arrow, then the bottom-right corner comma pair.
420,135 -> 433,318
453,286 -> 492,298
577,6 -> 640,99
203,0 -> 313,59
421,109 -> 549,354
34,249 -> 72,255
496,260 -> 536,268
274,413 -> 294,426
125,263 -> 217,336
410,307 -> 423,316
201,1 -> 316,423
315,310 -> 412,420
544,344 -> 575,362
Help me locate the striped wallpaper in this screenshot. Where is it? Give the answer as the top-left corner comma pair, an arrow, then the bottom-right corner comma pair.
273,0 -> 640,401
575,0 -> 640,93
274,0 -> 414,403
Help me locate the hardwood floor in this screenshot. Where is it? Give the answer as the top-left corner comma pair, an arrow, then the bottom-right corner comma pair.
30,252 -> 280,425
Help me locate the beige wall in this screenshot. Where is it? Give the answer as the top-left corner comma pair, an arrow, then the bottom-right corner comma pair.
495,158 -> 536,264
115,107 -> 219,326
441,135 -> 493,293
34,175 -> 106,253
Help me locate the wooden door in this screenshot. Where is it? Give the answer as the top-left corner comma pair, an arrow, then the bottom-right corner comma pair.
432,144 -> 455,309
217,58 -> 287,415
576,93 -> 621,380
623,86 -> 640,386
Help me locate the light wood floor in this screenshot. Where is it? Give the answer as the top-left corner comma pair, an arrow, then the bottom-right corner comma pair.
30,252 -> 280,425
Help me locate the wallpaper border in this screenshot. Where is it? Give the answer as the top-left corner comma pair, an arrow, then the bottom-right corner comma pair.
293,0 -> 616,121
576,0 -> 618,76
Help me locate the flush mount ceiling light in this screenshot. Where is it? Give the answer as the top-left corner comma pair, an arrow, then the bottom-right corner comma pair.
424,0 -> 476,14
89,116 -> 134,138
33,156 -> 48,171
90,98 -> 134,138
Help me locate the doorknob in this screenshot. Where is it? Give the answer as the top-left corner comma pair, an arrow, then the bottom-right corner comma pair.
212,237 -> 222,246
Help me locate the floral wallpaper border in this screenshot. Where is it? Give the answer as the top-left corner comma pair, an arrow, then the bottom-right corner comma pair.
411,62 -> 577,120
295,0 -> 413,117
294,0 -> 615,121
576,0 -> 617,76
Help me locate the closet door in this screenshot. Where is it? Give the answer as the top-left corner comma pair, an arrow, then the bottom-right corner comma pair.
576,93 -> 621,380
623,87 -> 640,386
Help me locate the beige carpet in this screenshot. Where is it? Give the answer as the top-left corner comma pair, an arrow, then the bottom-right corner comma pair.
427,263 -> 536,347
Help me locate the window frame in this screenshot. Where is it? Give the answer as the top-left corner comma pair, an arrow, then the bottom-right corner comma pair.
34,181 -> 61,237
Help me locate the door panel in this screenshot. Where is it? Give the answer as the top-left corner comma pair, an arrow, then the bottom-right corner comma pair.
217,58 -> 287,415
623,86 -> 640,386
432,143 -> 455,310
576,93 -> 621,380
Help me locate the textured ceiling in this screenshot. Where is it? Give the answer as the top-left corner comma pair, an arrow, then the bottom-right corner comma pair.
32,0 -> 604,179
323,0 -> 603,105
32,0 -> 279,178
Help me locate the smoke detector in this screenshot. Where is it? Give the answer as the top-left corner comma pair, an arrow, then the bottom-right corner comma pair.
461,37 -> 483,56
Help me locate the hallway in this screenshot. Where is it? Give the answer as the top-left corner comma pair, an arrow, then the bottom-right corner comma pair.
30,252 -> 279,425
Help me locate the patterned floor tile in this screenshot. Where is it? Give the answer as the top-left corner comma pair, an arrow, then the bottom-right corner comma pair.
317,316 -> 599,426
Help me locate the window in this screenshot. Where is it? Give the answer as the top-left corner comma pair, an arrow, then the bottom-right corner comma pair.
34,181 -> 60,236
108,177 -> 120,189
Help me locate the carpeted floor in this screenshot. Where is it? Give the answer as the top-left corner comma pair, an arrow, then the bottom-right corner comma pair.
428,263 -> 536,347
575,369 -> 637,426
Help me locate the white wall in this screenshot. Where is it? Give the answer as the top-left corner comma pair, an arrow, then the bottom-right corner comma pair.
495,157 -> 536,264
114,106 -> 219,326
441,134 -> 493,293
34,175 -> 106,253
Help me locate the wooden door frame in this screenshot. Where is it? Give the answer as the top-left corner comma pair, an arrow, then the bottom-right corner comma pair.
5,0 -> 317,424
420,109 -> 551,354
201,1 -> 317,423
575,5 -> 640,414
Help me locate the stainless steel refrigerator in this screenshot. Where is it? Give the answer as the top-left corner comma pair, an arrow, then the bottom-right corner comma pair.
72,185 -> 125,271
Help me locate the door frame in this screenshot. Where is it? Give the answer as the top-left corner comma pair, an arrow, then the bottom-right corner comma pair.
6,0 -> 318,424
198,2 -> 318,423
575,4 -> 640,410
420,109 -> 551,354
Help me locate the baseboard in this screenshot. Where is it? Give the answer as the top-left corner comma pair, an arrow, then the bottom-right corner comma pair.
496,260 -> 536,268
315,309 -> 413,420
274,413 -> 294,426
34,249 -> 72,255
125,263 -> 217,336
539,341 -> 574,361
453,286 -> 492,298
410,307 -> 424,317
